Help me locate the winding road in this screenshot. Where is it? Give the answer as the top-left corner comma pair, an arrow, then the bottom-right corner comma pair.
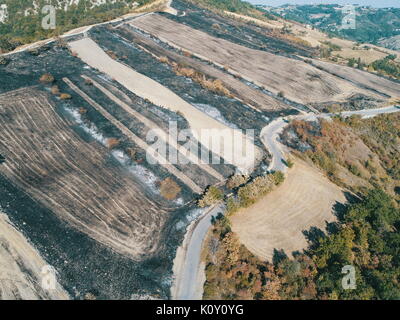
173,104 -> 400,299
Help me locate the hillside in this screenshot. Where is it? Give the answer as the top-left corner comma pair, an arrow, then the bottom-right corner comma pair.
266,4 -> 400,48
280,112 -> 400,200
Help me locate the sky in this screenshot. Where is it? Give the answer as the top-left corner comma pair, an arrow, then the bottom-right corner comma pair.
247,0 -> 400,8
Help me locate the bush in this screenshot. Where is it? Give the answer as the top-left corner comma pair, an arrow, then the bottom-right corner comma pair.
158,56 -> 169,64
106,138 -> 120,149
226,174 -> 248,189
286,158 -> 294,168
59,93 -> 72,100
159,177 -> 181,200
198,186 -> 224,207
84,78 -> 93,86
271,171 -> 285,186
51,85 -> 60,95
39,73 -> 54,84
0,56 -> 9,65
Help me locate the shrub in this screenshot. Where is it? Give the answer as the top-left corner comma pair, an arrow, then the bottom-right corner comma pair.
271,171 -> 285,185
106,138 -> 120,149
286,158 -> 294,168
159,56 -> 169,64
106,50 -> 118,60
40,73 -> 54,84
226,175 -> 248,189
84,78 -> 93,86
198,186 -> 224,207
51,85 -> 60,95
160,177 -> 181,200
59,93 -> 72,100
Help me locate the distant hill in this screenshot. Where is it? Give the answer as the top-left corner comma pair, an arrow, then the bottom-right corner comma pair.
264,4 -> 400,50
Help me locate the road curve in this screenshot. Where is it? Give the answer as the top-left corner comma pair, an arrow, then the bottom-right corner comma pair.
260,105 -> 400,174
171,204 -> 224,300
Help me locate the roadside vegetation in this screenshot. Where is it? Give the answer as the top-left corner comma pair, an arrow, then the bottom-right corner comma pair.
226,171 -> 284,215
204,189 -> 400,300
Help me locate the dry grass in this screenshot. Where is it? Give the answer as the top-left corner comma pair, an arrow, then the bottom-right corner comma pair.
106,137 -> 120,149
51,85 -> 60,95
159,177 -> 181,200
59,93 -> 72,100
231,159 -> 346,261
160,57 -> 232,97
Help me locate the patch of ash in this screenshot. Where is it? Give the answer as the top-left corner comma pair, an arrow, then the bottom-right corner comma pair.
193,103 -> 238,129
64,106 -> 108,145
175,207 -> 204,231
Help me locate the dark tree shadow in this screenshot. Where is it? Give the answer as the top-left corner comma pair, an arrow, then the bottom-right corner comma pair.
325,221 -> 340,235
302,226 -> 326,250
272,249 -> 288,265
291,250 -> 303,259
333,191 -> 359,221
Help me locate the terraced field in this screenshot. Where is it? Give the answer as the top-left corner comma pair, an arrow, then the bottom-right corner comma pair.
130,14 -> 400,105
0,88 -> 170,259
69,37 -> 261,173
117,25 -> 289,112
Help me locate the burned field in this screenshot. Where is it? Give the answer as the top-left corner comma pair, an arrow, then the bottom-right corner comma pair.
168,0 -> 316,58
0,38 -> 240,298
130,12 -> 400,107
87,25 -> 283,135
0,88 -> 173,258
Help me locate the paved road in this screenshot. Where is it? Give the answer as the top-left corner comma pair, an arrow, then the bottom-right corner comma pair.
172,204 -> 224,300
336,105 -> 400,118
260,105 -> 400,173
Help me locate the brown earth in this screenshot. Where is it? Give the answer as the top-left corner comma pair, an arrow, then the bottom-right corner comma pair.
130,14 -> 400,105
0,87 -> 171,260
